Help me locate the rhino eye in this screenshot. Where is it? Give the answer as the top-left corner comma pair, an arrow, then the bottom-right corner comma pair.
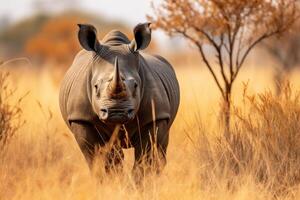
95,85 -> 101,98
94,84 -> 100,95
132,82 -> 138,97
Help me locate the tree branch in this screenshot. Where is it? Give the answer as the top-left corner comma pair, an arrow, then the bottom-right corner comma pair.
193,27 -> 220,50
197,43 -> 225,99
193,27 -> 230,86
233,30 -> 280,81
235,25 -> 245,74
216,44 -> 229,87
228,21 -> 241,82
178,29 -> 226,98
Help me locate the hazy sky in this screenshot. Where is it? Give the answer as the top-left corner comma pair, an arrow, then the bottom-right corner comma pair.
0,0 -> 160,26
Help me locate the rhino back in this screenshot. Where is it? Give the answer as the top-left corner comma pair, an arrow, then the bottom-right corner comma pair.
138,53 -> 180,128
59,50 -> 96,126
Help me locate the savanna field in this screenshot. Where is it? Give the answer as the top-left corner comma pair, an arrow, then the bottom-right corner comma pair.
1,58 -> 300,200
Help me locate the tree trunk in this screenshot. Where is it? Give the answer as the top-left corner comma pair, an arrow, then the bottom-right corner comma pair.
222,86 -> 232,140
224,96 -> 231,134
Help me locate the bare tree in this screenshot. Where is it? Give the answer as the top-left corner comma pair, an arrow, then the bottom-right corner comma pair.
149,0 -> 298,132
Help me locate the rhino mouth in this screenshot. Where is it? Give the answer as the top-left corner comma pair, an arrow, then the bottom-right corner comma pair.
99,108 -> 135,124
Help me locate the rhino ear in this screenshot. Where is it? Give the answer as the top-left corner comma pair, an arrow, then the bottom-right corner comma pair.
129,22 -> 152,52
77,24 -> 100,52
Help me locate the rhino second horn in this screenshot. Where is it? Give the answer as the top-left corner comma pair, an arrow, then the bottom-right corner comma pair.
109,57 -> 126,96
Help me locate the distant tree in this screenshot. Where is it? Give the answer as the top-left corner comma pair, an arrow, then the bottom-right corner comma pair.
0,11 -> 130,63
0,14 -> 49,56
262,18 -> 300,95
150,0 -> 298,133
24,16 -> 81,65
23,12 -> 130,66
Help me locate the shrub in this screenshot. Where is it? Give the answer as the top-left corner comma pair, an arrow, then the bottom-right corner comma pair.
0,72 -> 25,148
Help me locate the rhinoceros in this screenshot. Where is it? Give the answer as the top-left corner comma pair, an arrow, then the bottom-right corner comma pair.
59,22 -> 180,174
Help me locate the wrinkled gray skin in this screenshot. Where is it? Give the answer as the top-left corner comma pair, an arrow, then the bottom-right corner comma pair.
59,23 -> 180,175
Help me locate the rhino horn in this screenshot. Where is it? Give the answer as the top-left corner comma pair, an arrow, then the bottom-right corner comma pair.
109,57 -> 126,96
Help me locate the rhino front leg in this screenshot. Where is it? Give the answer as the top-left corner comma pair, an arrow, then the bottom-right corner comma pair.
70,121 -> 103,168
104,145 -> 124,173
133,120 -> 169,178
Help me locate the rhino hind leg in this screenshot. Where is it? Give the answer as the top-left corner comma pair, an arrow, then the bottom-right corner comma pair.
133,119 -> 169,179
70,121 -> 104,168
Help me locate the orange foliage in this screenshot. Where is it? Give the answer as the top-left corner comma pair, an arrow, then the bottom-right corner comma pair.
24,16 -> 81,64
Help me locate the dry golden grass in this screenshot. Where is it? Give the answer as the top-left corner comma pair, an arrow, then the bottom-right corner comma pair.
1,63 -> 300,200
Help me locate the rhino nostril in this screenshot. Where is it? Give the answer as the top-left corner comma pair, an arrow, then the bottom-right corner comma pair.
100,108 -> 108,113
100,108 -> 108,120
128,109 -> 134,116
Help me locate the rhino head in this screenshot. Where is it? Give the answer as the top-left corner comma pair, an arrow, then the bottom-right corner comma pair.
77,22 -> 152,124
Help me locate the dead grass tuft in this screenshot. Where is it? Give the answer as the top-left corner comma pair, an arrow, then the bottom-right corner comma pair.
0,72 -> 25,149
197,83 -> 300,197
